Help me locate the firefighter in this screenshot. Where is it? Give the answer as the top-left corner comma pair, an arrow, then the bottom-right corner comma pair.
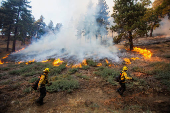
36,68 -> 50,105
117,66 -> 133,96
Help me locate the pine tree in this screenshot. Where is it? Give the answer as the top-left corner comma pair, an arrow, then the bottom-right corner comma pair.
34,15 -> 46,39
96,0 -> 109,39
0,0 -> 15,51
47,20 -> 54,32
12,0 -> 33,52
111,0 -> 148,50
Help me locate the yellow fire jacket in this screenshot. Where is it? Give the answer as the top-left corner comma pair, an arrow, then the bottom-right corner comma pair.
38,73 -> 49,88
120,71 -> 132,83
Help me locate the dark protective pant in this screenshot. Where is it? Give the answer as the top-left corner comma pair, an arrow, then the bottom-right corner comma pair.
117,82 -> 126,95
36,87 -> 46,104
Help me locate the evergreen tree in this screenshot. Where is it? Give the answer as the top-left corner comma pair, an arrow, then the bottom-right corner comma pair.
34,15 -> 46,39
18,9 -> 34,45
96,0 -> 109,39
142,8 -> 161,37
153,0 -> 170,19
55,23 -> 62,33
11,0 -> 32,52
111,0 -> 148,50
47,20 -> 54,32
0,0 -> 15,51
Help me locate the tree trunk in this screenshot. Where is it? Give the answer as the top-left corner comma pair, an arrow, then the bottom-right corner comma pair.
150,26 -> 153,37
12,26 -> 18,52
128,31 -> 133,51
6,25 -> 11,51
12,5 -> 20,52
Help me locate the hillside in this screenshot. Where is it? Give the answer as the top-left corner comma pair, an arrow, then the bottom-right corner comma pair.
0,36 -> 170,113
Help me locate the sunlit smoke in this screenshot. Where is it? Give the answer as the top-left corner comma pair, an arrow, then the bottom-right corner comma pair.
153,16 -> 170,35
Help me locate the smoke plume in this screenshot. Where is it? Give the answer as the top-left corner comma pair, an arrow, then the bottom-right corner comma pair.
12,0 -> 119,63
153,16 -> 170,35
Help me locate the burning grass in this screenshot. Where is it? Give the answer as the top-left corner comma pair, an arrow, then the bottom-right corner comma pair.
133,47 -> 152,59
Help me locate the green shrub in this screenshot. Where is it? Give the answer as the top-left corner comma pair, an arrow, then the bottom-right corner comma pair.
23,87 -> 32,93
9,70 -> 22,75
86,59 -> 97,67
29,77 -> 39,83
0,67 -> 10,71
94,67 -> 119,78
147,62 -> 170,90
0,73 -> 6,78
68,68 -> 78,74
95,66 -> 105,71
21,71 -> 37,77
76,73 -> 90,80
107,76 -> 118,86
94,67 -> 120,85
55,74 -> 73,80
82,65 -> 90,70
131,66 -> 143,72
49,64 -> 66,76
46,79 -> 79,93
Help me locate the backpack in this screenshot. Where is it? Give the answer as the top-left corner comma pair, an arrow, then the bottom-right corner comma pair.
31,78 -> 40,90
31,74 -> 48,90
115,72 -> 122,82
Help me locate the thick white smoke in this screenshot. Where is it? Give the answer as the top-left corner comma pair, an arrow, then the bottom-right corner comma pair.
13,0 -> 119,63
153,16 -> 170,35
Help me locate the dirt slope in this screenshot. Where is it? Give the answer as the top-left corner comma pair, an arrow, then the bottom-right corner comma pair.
0,36 -> 170,113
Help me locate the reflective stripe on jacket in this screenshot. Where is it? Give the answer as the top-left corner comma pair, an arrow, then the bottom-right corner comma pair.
120,71 -> 132,83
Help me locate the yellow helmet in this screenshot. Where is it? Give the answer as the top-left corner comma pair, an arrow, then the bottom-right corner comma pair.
123,66 -> 128,71
43,68 -> 50,73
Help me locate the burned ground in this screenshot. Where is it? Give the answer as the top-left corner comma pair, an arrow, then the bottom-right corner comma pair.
0,36 -> 170,113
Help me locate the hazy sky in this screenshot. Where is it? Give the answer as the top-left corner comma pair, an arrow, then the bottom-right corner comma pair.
0,0 -> 155,25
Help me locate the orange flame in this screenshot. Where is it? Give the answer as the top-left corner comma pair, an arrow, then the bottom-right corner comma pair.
82,59 -> 87,66
53,58 -> 63,66
71,59 -> 88,68
131,57 -> 140,60
133,47 -> 152,59
18,61 -> 23,64
2,54 -> 9,59
105,59 -> 109,64
0,60 -> 4,64
97,63 -> 102,67
124,58 -> 131,64
72,63 -> 82,68
0,54 -> 10,64
41,60 -> 49,63
26,59 -> 35,65
105,59 -> 114,67
15,48 -> 25,53
66,64 -> 71,68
